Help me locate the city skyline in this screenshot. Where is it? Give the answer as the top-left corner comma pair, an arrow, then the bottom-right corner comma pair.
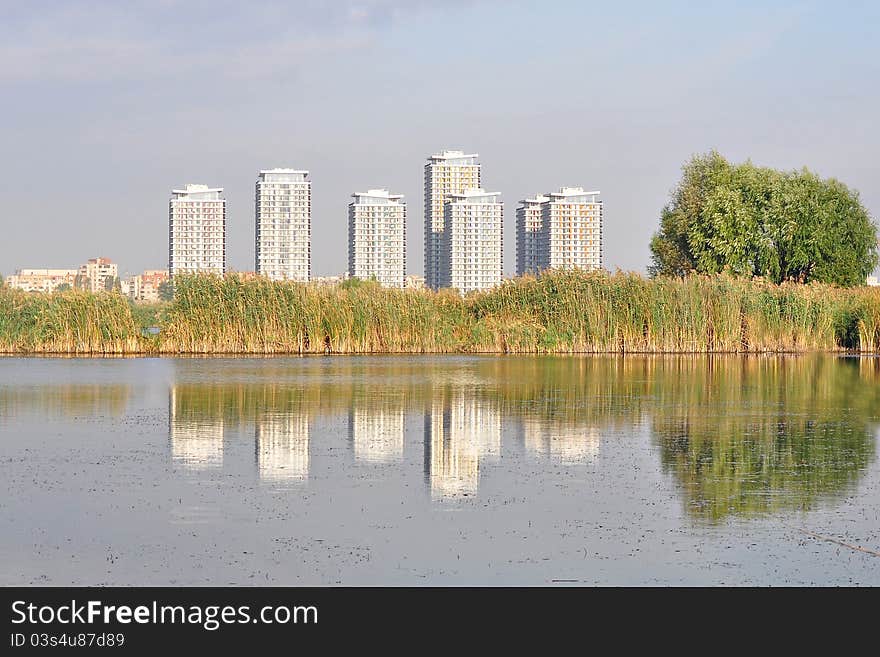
2,2 -> 877,280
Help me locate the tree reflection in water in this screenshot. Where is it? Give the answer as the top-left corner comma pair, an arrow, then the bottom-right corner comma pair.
160,355 -> 878,519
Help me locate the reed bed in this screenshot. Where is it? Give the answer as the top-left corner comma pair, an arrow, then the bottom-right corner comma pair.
0,286 -> 140,354
3,271 -> 880,354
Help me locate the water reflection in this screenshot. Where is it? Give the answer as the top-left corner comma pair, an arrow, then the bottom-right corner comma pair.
349,393 -> 404,464
256,413 -> 309,482
169,387 -> 224,468
160,357 -> 878,517
0,357 -> 826,519
0,384 -> 130,419
423,390 -> 501,500
518,418 -> 601,464
650,356 -> 878,522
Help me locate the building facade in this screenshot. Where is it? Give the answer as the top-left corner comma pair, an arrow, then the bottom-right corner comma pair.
515,194 -> 548,276
533,188 -> 602,273
123,269 -> 169,302
439,188 -> 503,294
77,257 -> 118,293
4,269 -> 77,293
255,169 -> 311,282
348,189 -> 406,288
404,274 -> 426,290
424,151 -> 481,290
168,184 -> 226,278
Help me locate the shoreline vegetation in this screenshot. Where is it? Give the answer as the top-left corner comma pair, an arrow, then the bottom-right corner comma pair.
1,271 -> 879,355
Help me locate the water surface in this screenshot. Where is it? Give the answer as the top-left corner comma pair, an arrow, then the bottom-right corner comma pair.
1,355 -> 879,585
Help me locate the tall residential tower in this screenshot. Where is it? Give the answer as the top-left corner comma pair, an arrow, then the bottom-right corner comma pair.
348,189 -> 406,288
439,188 -> 503,294
255,169 -> 311,282
424,151 -> 481,290
536,188 -> 602,272
168,184 -> 226,277
515,194 -> 547,276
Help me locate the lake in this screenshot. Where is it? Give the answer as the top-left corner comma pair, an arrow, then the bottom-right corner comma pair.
1,354 -> 878,585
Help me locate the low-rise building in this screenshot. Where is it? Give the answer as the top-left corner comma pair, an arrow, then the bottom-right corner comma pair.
123,269 -> 170,302
311,273 -> 350,287
4,268 -> 77,293
404,274 -> 426,290
868,275 -> 879,287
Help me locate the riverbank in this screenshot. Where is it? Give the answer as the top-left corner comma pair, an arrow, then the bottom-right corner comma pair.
2,271 -> 879,354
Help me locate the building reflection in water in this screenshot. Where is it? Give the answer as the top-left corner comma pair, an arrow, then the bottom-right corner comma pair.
349,398 -> 405,464
519,418 -> 601,464
256,412 -> 310,482
169,383 -> 311,481
169,387 -> 224,469
424,389 -> 501,500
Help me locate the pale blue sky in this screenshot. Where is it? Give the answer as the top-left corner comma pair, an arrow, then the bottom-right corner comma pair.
1,0 -> 878,277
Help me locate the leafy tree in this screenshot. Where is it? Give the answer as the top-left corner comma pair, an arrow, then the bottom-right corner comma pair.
56,283 -> 71,292
650,151 -> 878,286
158,280 -> 175,301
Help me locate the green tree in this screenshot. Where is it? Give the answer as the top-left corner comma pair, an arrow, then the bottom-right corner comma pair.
649,151 -> 878,286
158,280 -> 174,301
105,276 -> 121,293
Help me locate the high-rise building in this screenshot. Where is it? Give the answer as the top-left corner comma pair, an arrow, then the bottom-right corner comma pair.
439,188 -> 503,294
535,188 -> 602,272
515,194 -> 548,276
168,184 -> 226,277
255,169 -> 311,282
347,189 -> 406,288
424,150 -> 481,290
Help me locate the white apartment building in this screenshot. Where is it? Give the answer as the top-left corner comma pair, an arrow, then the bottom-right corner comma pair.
439,188 -> 503,294
168,184 -> 226,277
77,257 -> 118,293
424,150 -> 481,290
515,194 -> 548,276
348,189 -> 406,288
534,188 -> 603,272
4,269 -> 77,293
255,169 -> 311,282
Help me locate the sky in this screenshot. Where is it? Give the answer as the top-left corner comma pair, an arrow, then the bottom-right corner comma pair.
1,0 -> 878,278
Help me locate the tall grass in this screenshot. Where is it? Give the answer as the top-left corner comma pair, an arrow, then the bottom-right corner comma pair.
3,271 -> 880,354
0,286 -> 140,354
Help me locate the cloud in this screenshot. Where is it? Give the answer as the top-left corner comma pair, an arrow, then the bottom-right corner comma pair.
0,0 -> 472,82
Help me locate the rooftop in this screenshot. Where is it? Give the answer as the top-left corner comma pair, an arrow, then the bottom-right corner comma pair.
519,194 -> 550,205
171,184 -> 224,197
352,188 -> 404,202
428,150 -> 479,163
548,187 -> 601,199
447,187 -> 501,202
